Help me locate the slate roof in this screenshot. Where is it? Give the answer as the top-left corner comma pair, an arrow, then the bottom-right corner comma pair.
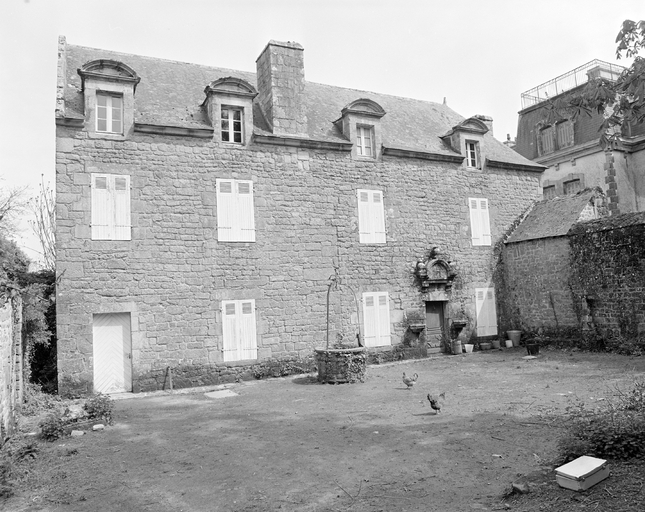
61,43 -> 537,167
505,189 -> 600,243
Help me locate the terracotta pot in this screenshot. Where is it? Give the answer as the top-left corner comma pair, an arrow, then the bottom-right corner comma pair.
507,330 -> 522,347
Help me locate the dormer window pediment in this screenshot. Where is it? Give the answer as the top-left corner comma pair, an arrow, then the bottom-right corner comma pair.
340,98 -> 386,119
204,77 -> 258,99
78,59 -> 141,92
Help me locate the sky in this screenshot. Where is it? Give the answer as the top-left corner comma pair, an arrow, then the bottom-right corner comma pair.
0,0 -> 642,265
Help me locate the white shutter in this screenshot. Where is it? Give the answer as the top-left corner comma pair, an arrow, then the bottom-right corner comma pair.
237,181 -> 255,242
363,294 -> 378,347
358,190 -> 372,243
479,199 -> 491,246
475,287 -> 498,336
222,300 -> 257,361
222,301 -> 238,361
469,197 -> 481,245
377,293 -> 391,346
371,191 -> 386,243
91,174 -> 112,240
362,292 -> 391,347
113,175 -> 131,240
217,180 -> 235,241
239,300 -> 257,359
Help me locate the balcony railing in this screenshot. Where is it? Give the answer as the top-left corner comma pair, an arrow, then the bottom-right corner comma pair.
521,59 -> 624,109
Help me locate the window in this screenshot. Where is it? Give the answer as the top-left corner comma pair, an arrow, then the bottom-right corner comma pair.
465,141 -> 480,168
539,126 -> 555,155
475,287 -> 498,336
468,198 -> 491,246
222,300 -> 257,361
563,179 -> 582,195
543,185 -> 556,200
356,126 -> 375,157
357,189 -> 386,243
221,107 -> 243,143
362,292 -> 391,347
96,93 -> 123,134
91,174 -> 131,240
216,179 -> 255,242
556,120 -> 574,149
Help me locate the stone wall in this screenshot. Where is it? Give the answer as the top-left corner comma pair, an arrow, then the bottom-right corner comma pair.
569,212 -> 645,337
0,295 -> 22,443
500,237 -> 578,331
56,128 -> 541,394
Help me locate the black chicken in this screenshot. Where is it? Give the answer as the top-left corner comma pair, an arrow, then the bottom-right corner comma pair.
427,392 -> 445,414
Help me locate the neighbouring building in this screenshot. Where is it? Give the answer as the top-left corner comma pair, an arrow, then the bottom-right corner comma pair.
515,59 -> 645,215
55,37 -> 544,395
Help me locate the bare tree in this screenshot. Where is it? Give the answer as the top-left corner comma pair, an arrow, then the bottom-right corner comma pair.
29,177 -> 56,272
0,181 -> 29,238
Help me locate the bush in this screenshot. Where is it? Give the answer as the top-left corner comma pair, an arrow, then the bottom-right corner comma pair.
558,379 -> 645,462
20,383 -> 62,416
83,393 -> 115,424
39,413 -> 67,441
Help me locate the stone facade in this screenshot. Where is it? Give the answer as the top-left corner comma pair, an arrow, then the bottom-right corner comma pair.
55,37 -> 543,394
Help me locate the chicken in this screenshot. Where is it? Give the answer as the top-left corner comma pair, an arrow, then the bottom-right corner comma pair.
427,392 -> 445,414
402,372 -> 418,389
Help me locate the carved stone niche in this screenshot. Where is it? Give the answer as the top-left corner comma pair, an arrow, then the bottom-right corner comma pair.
414,249 -> 457,298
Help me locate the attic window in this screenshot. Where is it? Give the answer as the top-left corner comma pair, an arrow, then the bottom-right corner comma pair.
221,107 -> 243,143
96,93 -> 123,134
465,141 -> 480,168
357,126 -> 375,157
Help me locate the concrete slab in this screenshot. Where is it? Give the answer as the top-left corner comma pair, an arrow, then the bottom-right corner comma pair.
204,390 -> 239,399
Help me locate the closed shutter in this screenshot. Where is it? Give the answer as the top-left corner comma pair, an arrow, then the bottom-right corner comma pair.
222,300 -> 257,361
358,189 -> 386,244
362,292 -> 391,347
91,174 -> 112,240
217,179 -> 255,242
113,176 -> 131,240
475,287 -> 498,336
237,181 -> 255,242
91,174 -> 131,240
469,198 -> 491,246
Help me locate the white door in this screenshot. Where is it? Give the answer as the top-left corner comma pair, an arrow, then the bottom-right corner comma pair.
92,313 -> 132,393
475,288 -> 498,337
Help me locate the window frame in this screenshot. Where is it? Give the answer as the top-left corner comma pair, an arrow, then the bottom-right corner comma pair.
468,197 -> 492,246
221,299 -> 258,362
356,125 -> 375,158
357,189 -> 386,244
95,92 -> 124,134
556,120 -> 574,149
216,179 -> 256,242
90,173 -> 131,241
220,106 -> 244,144
563,178 -> 582,195
542,185 -> 557,200
362,291 -> 391,347
465,140 -> 480,169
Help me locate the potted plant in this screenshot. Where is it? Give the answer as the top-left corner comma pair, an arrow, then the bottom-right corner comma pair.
314,273 -> 367,384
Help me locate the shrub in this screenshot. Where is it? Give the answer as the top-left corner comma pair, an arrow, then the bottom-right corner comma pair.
39,413 -> 67,441
558,380 -> 645,462
20,383 -> 62,416
83,393 -> 115,425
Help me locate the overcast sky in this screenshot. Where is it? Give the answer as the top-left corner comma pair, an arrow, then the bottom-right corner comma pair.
0,0 -> 641,263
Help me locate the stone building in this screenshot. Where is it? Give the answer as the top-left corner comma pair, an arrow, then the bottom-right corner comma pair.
55,37 -> 544,395
515,59 -> 645,215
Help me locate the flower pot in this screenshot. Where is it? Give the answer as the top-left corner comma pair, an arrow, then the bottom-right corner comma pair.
451,340 -> 462,355
314,347 -> 367,384
463,343 -> 474,353
505,339 -> 513,348
479,342 -> 492,350
491,339 -> 501,349
526,343 -> 540,356
507,330 -> 522,347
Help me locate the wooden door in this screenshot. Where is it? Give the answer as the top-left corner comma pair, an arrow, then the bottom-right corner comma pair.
92,313 -> 132,393
425,301 -> 445,349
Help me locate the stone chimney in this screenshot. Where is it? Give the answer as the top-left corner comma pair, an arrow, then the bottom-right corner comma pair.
256,40 -> 307,137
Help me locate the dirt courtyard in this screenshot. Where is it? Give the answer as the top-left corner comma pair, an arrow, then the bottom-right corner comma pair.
5,348 -> 645,512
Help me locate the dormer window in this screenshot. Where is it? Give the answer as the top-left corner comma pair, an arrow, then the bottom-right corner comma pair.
96,93 -> 123,134
221,107 -> 243,143
203,77 -> 257,146
442,116 -> 489,170
335,98 -> 386,161
357,126 -> 375,157
78,59 -> 140,139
